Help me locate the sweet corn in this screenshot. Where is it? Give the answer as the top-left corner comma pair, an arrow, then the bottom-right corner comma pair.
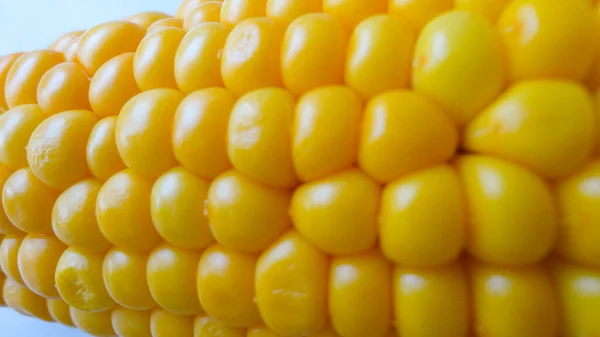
0,1 -> 600,337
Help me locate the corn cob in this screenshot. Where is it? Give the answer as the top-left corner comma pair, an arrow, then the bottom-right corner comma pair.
0,0 -> 599,336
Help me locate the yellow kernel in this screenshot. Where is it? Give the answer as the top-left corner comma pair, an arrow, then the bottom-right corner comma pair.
281,13 -> 348,96
0,104 -> 44,170
86,116 -> 127,182
96,169 -> 161,251
112,307 -> 152,337
2,168 -> 58,234
292,86 -> 363,182
322,0 -> 387,28
183,2 -> 223,31
345,15 -> 414,99
127,11 -> 170,29
0,165 -> 22,236
77,21 -> 146,75
412,10 -> 505,125
454,0 -> 511,22
52,179 -> 111,252
151,167 -> 214,250
194,315 -> 246,337
133,27 -> 185,90
172,88 -> 234,180
147,243 -> 203,315
464,80 -> 596,179
329,250 -> 392,337
4,50 -> 65,108
151,309 -> 195,337
174,23 -> 230,93
220,0 -> 267,25
116,89 -> 183,180
70,307 -> 116,337
177,0 -> 224,19
389,0 -> 453,31
103,247 -> 156,310
208,170 -> 291,253
55,247 -> 116,312
37,62 -> 91,116
0,234 -> 25,284
456,155 -> 557,265
291,169 -> 380,255
148,18 -> 184,33
256,231 -> 328,336
17,234 -> 66,298
393,263 -> 469,337
47,299 -> 74,326
472,262 -> 559,337
221,17 -> 284,96
358,90 -> 457,183
0,53 -> 23,109
265,0 -> 321,25
228,88 -> 298,188
89,52 -> 141,118
3,278 -> 52,321
498,0 -> 596,81
27,109 -> 97,191
380,165 -> 465,267
197,244 -> 261,327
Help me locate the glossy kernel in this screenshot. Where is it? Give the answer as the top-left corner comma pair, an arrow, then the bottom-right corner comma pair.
498,0 -> 596,81
151,309 -> 195,337
292,86 -> 363,182
151,167 -> 214,250
116,89 -> 183,180
0,53 -> 22,109
172,88 -> 234,180
380,165 -> 465,267
77,20 -> 146,75
46,299 -> 74,326
4,50 -> 65,108
389,0 -> 453,31
454,0 -> 511,22
36,62 -> 91,116
17,234 -> 66,298
464,80 -> 596,179
228,88 -> 298,188
0,104 -> 44,170
27,109 -> 98,191
127,11 -> 170,29
345,15 -> 414,99
393,263 -> 469,337
456,155 -> 557,265
96,169 -> 161,251
183,1 -> 223,31
197,245 -> 261,327
86,116 -> 127,182
556,160 -> 600,266
412,10 -> 505,125
177,0 -> 224,19
472,262 -> 559,337
52,179 -> 112,252
146,243 -> 203,315
194,315 -> 246,337
208,170 -> 291,253
70,307 -> 116,337
148,18 -> 184,33
102,247 -> 156,310
265,0 -> 321,25
89,52 -> 140,118
55,247 -> 116,312
358,90 -> 457,184
133,27 -> 185,91
3,278 -> 52,321
221,17 -> 284,96
329,251 -> 391,337
256,231 -> 328,336
220,0 -> 267,25
0,165 -> 22,236
2,168 -> 58,234
112,307 -> 152,337
0,235 -> 25,284
281,13 -> 349,96
174,23 -> 230,93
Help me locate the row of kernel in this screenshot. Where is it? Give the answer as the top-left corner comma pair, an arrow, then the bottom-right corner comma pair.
4,243 -> 600,337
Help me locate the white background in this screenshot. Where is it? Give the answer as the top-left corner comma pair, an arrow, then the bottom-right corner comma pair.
0,0 -> 181,335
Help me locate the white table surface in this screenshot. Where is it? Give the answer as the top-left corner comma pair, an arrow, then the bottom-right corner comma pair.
0,0 -> 180,335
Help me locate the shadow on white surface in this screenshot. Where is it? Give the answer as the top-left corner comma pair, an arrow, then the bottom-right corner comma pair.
0,308 -> 91,337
